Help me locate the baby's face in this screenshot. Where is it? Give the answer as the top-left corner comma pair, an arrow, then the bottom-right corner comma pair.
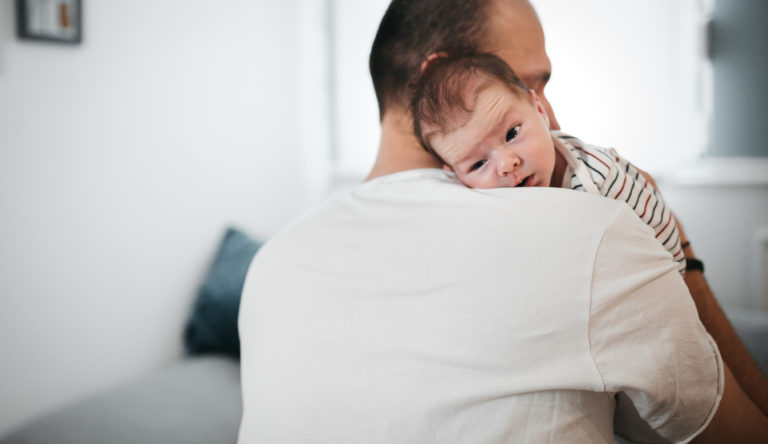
429,82 -> 555,189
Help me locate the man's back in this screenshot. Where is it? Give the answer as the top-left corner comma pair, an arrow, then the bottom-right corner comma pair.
238,169 -> 721,443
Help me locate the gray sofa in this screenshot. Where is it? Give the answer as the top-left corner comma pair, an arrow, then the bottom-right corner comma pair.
1,356 -> 241,444
2,308 -> 766,444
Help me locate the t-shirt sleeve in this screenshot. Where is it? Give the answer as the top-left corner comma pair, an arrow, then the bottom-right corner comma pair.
588,204 -> 723,443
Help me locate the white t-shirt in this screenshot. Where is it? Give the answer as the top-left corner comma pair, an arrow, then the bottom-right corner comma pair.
238,169 -> 723,444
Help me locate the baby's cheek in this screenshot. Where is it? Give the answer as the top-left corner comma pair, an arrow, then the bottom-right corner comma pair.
465,175 -> 494,189
458,174 -> 478,189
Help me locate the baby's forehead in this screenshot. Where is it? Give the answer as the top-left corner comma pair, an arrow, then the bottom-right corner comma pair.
437,77 -> 522,130
428,81 -> 526,157
457,79 -> 527,129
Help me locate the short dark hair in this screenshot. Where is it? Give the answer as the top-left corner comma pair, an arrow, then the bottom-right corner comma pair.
410,52 -> 529,157
369,0 -> 490,120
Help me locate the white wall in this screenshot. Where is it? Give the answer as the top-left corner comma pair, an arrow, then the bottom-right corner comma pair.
663,183 -> 768,309
0,0 -> 312,435
660,161 -> 768,310
533,0 -> 709,175
331,0 -> 389,178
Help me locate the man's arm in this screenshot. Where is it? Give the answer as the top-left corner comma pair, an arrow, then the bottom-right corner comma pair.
693,364 -> 768,443
683,256 -> 768,417
638,168 -> 768,416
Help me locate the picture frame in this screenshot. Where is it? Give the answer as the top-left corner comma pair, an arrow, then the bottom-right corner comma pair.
16,0 -> 82,44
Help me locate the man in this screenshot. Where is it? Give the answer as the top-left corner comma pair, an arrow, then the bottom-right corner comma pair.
238,0 -> 767,441
368,0 -> 768,417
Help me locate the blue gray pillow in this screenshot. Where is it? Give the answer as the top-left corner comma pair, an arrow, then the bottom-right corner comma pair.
184,227 -> 262,357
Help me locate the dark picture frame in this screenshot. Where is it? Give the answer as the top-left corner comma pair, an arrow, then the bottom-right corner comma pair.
16,0 -> 82,44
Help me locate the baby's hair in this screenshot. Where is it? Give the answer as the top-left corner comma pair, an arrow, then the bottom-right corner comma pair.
410,52 -> 530,159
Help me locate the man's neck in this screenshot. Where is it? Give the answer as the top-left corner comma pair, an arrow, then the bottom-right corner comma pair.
365,109 -> 442,181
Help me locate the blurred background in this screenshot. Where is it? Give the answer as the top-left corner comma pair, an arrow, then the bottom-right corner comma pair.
1,0 -> 766,437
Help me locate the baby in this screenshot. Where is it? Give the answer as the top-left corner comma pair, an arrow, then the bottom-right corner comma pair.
410,53 -> 686,272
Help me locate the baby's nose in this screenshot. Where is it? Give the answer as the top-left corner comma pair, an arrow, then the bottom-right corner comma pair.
497,152 -> 521,176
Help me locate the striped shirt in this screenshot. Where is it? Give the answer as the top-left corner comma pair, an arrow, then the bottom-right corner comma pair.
553,131 -> 686,273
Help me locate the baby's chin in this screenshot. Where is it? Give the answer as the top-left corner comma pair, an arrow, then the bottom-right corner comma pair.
459,175 -> 538,189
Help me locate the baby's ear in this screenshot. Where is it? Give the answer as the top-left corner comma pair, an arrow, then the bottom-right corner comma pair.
443,164 -> 454,173
421,52 -> 449,73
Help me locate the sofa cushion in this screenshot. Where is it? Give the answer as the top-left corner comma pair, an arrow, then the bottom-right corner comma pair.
185,227 -> 262,357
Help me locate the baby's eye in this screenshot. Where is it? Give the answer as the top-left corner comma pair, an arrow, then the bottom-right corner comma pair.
506,125 -> 520,143
470,159 -> 487,172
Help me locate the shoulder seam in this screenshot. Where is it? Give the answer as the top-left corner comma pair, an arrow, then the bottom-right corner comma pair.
585,203 -> 626,393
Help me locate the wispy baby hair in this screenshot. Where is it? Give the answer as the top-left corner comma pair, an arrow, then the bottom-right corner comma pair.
410,52 -> 529,158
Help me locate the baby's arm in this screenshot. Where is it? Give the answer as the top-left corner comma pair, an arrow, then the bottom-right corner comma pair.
597,148 -> 686,272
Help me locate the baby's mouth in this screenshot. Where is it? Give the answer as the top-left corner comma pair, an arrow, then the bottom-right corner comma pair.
516,175 -> 533,187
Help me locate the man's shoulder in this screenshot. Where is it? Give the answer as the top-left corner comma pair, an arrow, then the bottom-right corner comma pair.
271,168 -> 636,249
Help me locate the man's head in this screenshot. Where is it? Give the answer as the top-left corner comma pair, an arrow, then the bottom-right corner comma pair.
411,53 -> 556,189
369,0 -> 559,129
369,0 -> 490,120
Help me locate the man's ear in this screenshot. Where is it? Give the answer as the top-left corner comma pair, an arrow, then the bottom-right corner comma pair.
528,89 -> 550,128
421,52 -> 449,73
